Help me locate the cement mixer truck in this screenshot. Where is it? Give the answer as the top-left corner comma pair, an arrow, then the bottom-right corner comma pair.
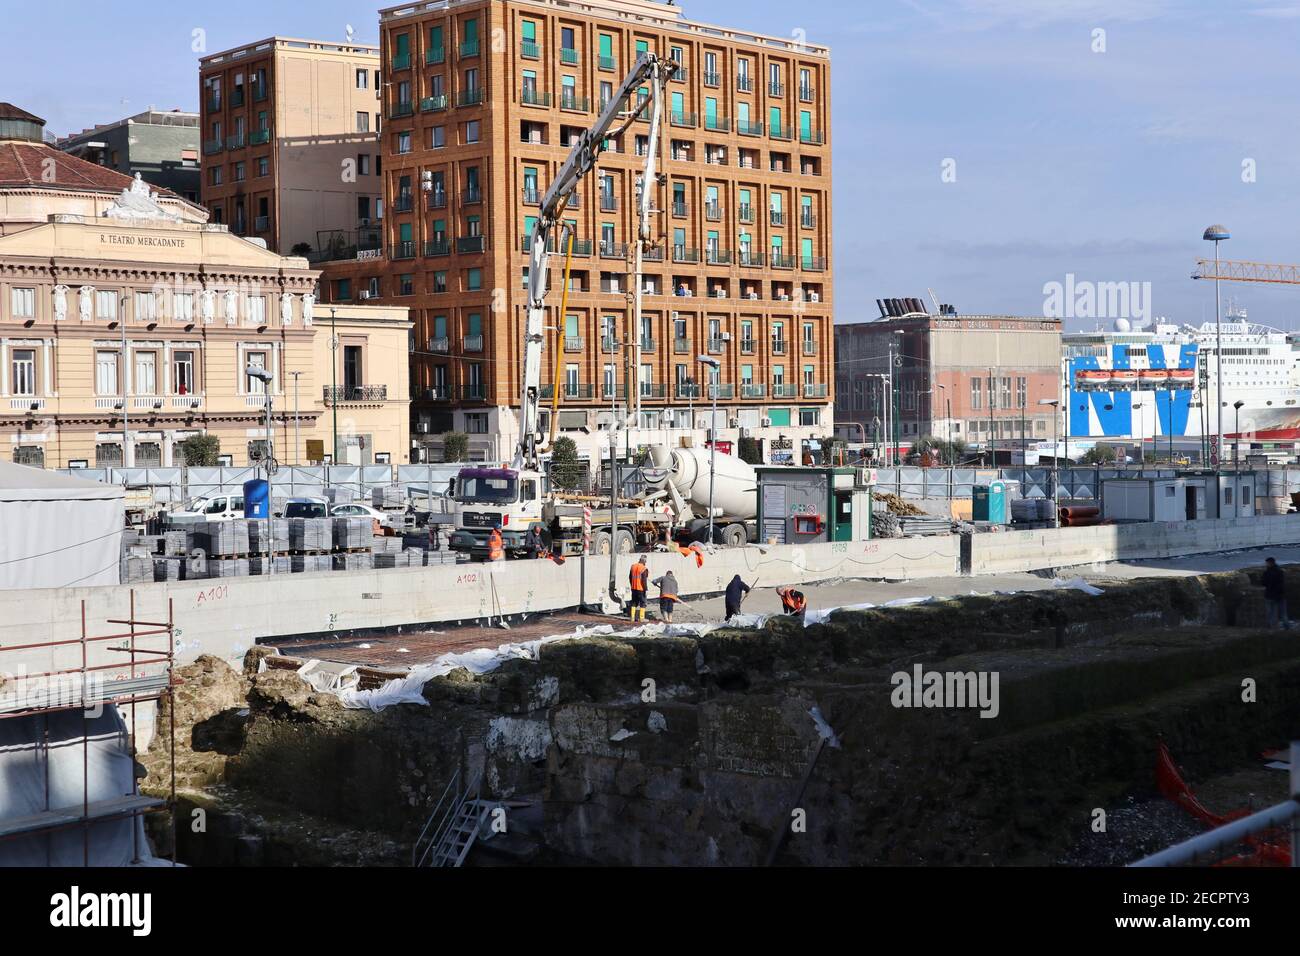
640,445 -> 759,547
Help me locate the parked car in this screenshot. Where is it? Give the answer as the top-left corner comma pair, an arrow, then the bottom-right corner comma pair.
330,502 -> 397,529
283,497 -> 329,519
169,494 -> 245,523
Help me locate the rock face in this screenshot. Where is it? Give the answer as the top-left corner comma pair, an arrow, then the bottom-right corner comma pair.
143,655 -> 250,792
147,570 -> 1300,867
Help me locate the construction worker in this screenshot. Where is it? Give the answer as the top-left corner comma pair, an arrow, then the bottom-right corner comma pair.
724,575 -> 751,619
629,556 -> 650,622
487,525 -> 504,562
777,586 -> 807,623
525,524 -> 546,559
652,569 -> 680,624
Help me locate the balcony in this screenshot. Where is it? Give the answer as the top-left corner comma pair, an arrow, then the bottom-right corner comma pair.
424,239 -> 450,257
640,337 -> 656,352
704,115 -> 730,133
458,236 -> 487,254
803,383 -> 828,399
393,195 -> 414,212
675,383 -> 700,399
560,47 -> 579,65
568,239 -> 593,256
707,337 -> 726,354
672,65 -> 689,83
800,129 -> 825,146
521,87 -> 550,107
705,202 -> 722,221
391,101 -> 414,119
462,187 -> 483,204
800,84 -> 816,101
522,187 -> 541,205
324,385 -> 389,404
463,334 -> 484,352
457,87 -> 485,107
541,383 -> 594,400
771,253 -> 796,269
461,384 -> 487,401
599,55 -> 617,71
426,46 -> 445,65
802,340 -> 818,356
421,94 -> 449,112
740,338 -> 756,354
801,211 -> 817,229
673,245 -> 700,264
560,93 -> 590,112
709,384 -> 735,400
597,336 -> 617,354
703,71 -> 720,87
392,241 -> 416,260
203,139 -> 223,156
643,245 -> 665,262
249,129 -> 270,146
738,204 -> 753,224
770,210 -> 786,226
670,111 -> 697,128
771,339 -> 788,355
706,248 -> 732,266
424,386 -> 451,401
521,40 -> 541,59
460,38 -> 480,58
673,338 -> 692,354
599,240 -> 627,259
226,133 -> 245,150
737,75 -> 753,92
772,384 -> 798,398
11,396 -> 44,411
672,201 -> 688,218
206,95 -> 222,113
171,396 -> 204,410
600,194 -> 618,212
427,191 -> 448,210
771,123 -> 793,140
738,251 -> 765,267
741,384 -> 766,399
769,81 -> 785,96
428,336 -> 450,353
737,120 -> 764,137
802,256 -> 826,272
564,336 -> 584,352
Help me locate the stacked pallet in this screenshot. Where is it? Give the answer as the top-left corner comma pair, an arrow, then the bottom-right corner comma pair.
372,485 -> 404,510
197,520 -> 250,558
121,552 -> 154,584
289,517 -> 332,552
248,519 -> 290,553
162,529 -> 193,556
372,536 -> 403,555
291,554 -> 333,573
153,558 -> 184,582
373,551 -> 417,569
249,556 -> 292,575
322,487 -> 356,505
333,517 -> 371,550
332,552 -> 373,571
205,558 -> 250,578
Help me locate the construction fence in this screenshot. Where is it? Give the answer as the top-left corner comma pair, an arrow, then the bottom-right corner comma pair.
872,466 -> 1300,501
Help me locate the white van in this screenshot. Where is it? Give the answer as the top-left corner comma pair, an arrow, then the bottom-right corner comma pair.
171,494 -> 245,523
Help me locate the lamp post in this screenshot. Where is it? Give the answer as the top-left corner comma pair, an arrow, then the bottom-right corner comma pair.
1132,401 -> 1145,470
289,370 -> 303,465
119,293 -> 130,468
1233,400 -> 1245,472
1203,225 -> 1230,472
1039,399 -> 1060,527
698,355 -> 721,544
247,363 -> 275,577
329,306 -> 339,464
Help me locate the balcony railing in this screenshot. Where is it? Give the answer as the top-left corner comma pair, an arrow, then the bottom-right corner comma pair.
672,65 -> 689,83
226,133 -> 245,150
705,202 -> 722,221
640,337 -> 656,352
461,384 -> 487,401
249,129 -> 270,145
770,210 -> 786,226
458,236 -> 487,254
707,338 -> 726,354
457,87 -> 485,107
737,204 -> 754,224
392,241 -> 417,260
800,129 -> 825,145
672,201 -> 688,217
737,75 -> 753,92
703,71 -> 720,87
675,383 -> 700,399
521,87 -> 550,107
460,38 -> 480,58
673,245 -> 700,263
564,336 -> 584,352
803,383 -> 829,398
599,240 -> 627,259
600,194 -> 618,211
710,384 -> 735,400
801,211 -> 817,228
428,336 -> 450,353
560,47 -> 579,65
740,338 -> 756,354
741,384 -> 766,399
424,386 -> 451,401
392,52 -> 411,70
424,239 -> 450,257
799,85 -> 815,102
230,89 -> 246,108
737,120 -> 764,136
706,248 -> 732,265
324,385 -> 389,404
769,80 -> 785,96
643,245 -> 664,262
426,46 -> 445,65
561,93 -> 590,112
253,84 -> 268,102
802,257 -> 827,272
462,187 -> 482,204
599,55 -> 617,71
771,253 -> 796,269
802,340 -> 818,355
771,339 -> 788,355
738,251 -> 765,267
704,115 -> 730,133
391,101 -> 414,119
521,40 -> 541,58
421,94 -> 448,112
541,383 -> 595,400
771,123 -> 793,140
254,215 -> 269,232
427,191 -> 448,209
203,139 -> 223,155
772,384 -> 798,398
670,111 -> 697,127
463,334 -> 484,352
522,187 -> 540,205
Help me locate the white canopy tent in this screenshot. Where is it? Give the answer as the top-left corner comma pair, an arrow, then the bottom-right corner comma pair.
0,462 -> 123,590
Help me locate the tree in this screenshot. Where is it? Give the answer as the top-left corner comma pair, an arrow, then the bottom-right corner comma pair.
1081,445 -> 1118,465
177,433 -> 221,467
737,435 -> 763,465
290,242 -> 312,257
443,432 -> 469,463
549,436 -> 586,491
819,436 -> 846,466
912,435 -> 970,465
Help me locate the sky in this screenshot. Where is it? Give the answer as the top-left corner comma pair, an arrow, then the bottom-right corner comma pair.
3,0 -> 1299,331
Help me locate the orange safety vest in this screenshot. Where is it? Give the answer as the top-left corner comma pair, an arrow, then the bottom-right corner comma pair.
488,529 -> 504,561
629,561 -> 649,592
778,587 -> 806,614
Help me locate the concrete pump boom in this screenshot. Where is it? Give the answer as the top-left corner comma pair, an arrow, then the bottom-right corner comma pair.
515,52 -> 674,471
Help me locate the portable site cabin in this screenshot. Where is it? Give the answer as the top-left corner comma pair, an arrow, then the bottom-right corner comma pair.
1101,473 -> 1256,523
0,462 -> 124,590
755,466 -> 874,545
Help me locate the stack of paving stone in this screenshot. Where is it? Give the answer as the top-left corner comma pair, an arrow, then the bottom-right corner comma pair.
371,485 -> 404,510
249,555 -> 292,575
248,519 -> 290,554
322,486 -> 356,505
204,557 -> 250,578
332,551 -> 373,571
290,553 -> 332,573
289,517 -> 332,552
121,550 -> 154,584
162,529 -> 193,557
332,516 -> 371,550
371,536 -> 402,555
197,520 -> 250,558
153,558 -> 184,582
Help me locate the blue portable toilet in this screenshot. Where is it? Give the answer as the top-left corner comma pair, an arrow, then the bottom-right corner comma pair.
243,479 -> 270,519
972,481 -> 1009,524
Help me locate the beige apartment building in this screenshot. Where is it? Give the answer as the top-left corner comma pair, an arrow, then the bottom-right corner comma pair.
319,0 -> 833,465
199,37 -> 384,258
0,103 -> 410,469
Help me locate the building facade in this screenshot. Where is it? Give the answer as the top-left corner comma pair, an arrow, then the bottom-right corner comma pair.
58,110 -> 202,205
0,105 -> 410,470
198,37 -> 382,257
318,0 -> 834,465
835,314 -> 1063,458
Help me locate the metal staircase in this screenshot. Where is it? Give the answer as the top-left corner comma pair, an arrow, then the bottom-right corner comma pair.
412,769 -> 496,868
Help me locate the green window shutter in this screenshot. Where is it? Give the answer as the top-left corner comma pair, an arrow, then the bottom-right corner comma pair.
400,222 -> 412,242
396,34 -> 410,56
563,75 -> 575,89
708,230 -> 719,243
769,408 -> 791,427
600,34 -> 612,57
522,20 -> 536,41
636,39 -> 648,54
673,228 -> 685,245
802,195 -> 812,210
771,193 -> 783,212
565,314 -> 579,336
770,106 -> 782,130
705,97 -> 717,122
740,188 -> 751,205
772,236 -> 783,250
801,237 -> 813,260
738,103 -> 750,122
525,215 -> 538,236
465,19 -> 478,43
469,313 -> 482,335
800,110 -> 812,137
742,364 -> 753,380
433,219 -> 446,234
435,315 -> 447,337
430,26 -> 443,48
671,91 -> 684,113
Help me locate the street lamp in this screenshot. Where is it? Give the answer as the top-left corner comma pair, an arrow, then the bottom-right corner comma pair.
1132,401 -> 1145,469
698,354 -> 721,544
1203,224 -> 1230,472
1233,400 -> 1245,472
246,363 -> 275,578
329,306 -> 340,464
1039,399 -> 1060,527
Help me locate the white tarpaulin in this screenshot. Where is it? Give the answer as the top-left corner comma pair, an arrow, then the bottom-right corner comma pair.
0,462 -> 123,591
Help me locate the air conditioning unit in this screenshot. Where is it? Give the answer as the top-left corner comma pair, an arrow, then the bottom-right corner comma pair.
359,290 -> 371,300
778,294 -> 790,301
809,291 -> 820,303
671,311 -> 680,320
761,417 -> 772,428
714,289 -> 726,298
721,332 -> 732,341
608,281 -> 620,293
740,427 -> 752,439
728,418 -> 739,428
747,292 -> 758,300
644,282 -> 655,293
417,423 -> 430,434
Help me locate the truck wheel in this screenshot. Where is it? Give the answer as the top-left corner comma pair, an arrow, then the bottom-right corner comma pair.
722,523 -> 748,548
593,531 -> 612,555
615,529 -> 635,554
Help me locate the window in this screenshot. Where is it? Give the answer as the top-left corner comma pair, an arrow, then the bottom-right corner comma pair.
465,120 -> 481,143
433,271 -> 448,294
247,295 -> 266,325
1016,376 -> 1026,409
399,274 -> 414,296
96,290 -> 118,321
336,278 -> 352,301
13,446 -> 43,467
246,351 -> 268,393
10,287 -> 34,318
799,408 -> 820,426
209,166 -> 223,186
356,111 -> 370,133
468,268 -> 482,291
397,131 -> 412,154
466,412 -> 489,434
356,68 -> 369,89
95,443 -> 122,468
233,161 -> 245,182
11,349 -> 35,395
256,157 -> 268,177
135,350 -> 157,395
134,291 -> 157,321
174,293 -> 195,323
358,154 -> 370,176
174,351 -> 195,394
430,125 -> 446,148
95,350 -> 119,395
970,377 -> 982,410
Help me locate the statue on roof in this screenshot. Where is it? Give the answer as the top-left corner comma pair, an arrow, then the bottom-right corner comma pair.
103,173 -> 183,223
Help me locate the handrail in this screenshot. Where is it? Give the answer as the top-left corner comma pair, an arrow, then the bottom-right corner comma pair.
412,768 -> 460,867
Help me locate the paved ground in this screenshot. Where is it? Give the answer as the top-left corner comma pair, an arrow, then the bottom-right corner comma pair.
265,544 -> 1300,669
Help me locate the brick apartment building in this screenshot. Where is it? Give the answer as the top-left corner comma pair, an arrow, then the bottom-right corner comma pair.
317,0 -> 834,465
199,37 -> 382,256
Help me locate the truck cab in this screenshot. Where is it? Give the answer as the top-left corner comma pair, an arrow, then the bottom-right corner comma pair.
447,467 -> 545,557
170,493 -> 245,524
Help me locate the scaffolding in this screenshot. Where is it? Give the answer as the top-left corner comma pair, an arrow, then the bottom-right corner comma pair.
0,592 -> 177,866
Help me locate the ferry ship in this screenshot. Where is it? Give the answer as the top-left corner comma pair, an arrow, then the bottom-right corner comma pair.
1063,312 -> 1300,446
